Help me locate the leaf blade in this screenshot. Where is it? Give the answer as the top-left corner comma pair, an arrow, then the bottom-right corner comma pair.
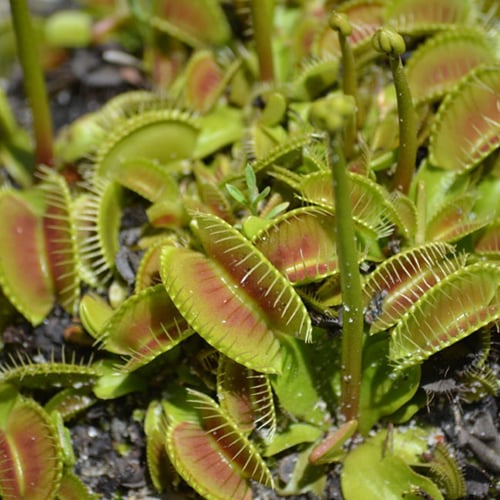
161,245 -> 283,373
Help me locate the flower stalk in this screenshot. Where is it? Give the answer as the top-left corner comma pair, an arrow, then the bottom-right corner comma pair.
309,94 -> 364,422
373,27 -> 417,194
250,0 -> 275,82
329,12 -> 357,158
10,0 -> 54,166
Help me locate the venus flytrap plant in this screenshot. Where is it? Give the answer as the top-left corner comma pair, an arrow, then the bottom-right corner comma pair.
1,1 -> 500,499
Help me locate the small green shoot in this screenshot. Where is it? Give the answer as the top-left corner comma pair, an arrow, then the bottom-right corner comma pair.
226,164 -> 289,219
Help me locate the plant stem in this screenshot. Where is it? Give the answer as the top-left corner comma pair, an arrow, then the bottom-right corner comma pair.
390,56 -> 417,194
329,12 -> 357,159
308,93 -> 364,422
328,137 -> 364,422
10,0 -> 54,166
373,27 -> 417,195
250,0 -> 275,83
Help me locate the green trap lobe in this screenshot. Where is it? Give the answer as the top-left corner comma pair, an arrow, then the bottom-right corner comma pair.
217,357 -> 275,435
40,170 -> 79,315
390,263 -> 500,368
253,208 -> 339,284
135,240 -> 167,293
55,471 -> 92,500
194,213 -> 312,343
161,246 -> 283,373
167,421 -> 252,500
100,284 -> 191,369
0,190 -> 53,325
0,399 -> 62,500
95,112 -> 199,180
362,242 -> 463,333
429,65 -> 500,172
153,0 -> 230,46
185,51 -> 223,113
109,158 -> 179,203
387,0 -> 474,34
189,390 -> 273,485
300,172 -> 398,237
406,31 -> 496,102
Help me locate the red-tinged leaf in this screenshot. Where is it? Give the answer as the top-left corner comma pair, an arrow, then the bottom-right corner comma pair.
135,239 -> 173,293
314,0 -> 385,58
406,30 -> 496,103
217,357 -> 254,433
94,109 -> 199,180
0,190 -> 54,325
167,421 -> 253,500
217,356 -> 276,437
426,193 -> 490,242
429,65 -> 500,172
363,242 -> 465,333
44,388 -> 96,421
55,471 -> 93,500
0,398 -> 63,500
185,50 -> 224,113
386,0 -> 476,34
147,200 -> 189,228
107,157 -> 179,203
39,168 -> 80,315
99,284 -> 192,371
300,171 -> 400,238
475,220 -> 500,256
253,207 -> 339,284
390,262 -> 500,369
161,246 -> 283,373
152,0 -> 230,46
187,390 -> 273,486
309,419 -> 358,465
343,0 -> 385,48
195,213 -> 312,342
